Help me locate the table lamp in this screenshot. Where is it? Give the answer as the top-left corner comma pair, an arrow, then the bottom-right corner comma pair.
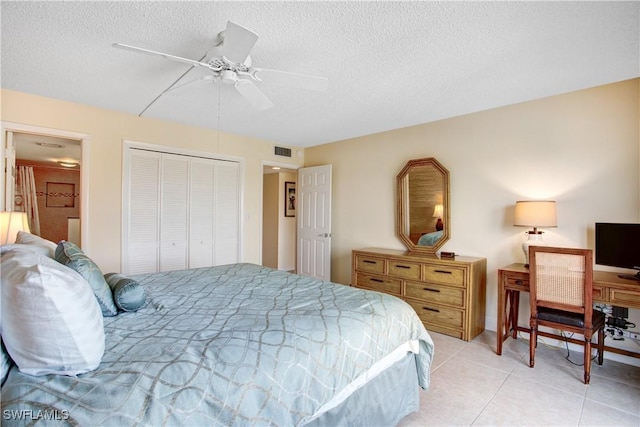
433,204 -> 444,231
0,211 -> 31,245
514,201 -> 557,267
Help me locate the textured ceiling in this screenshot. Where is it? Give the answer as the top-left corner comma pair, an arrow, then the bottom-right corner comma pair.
1,1 -> 638,148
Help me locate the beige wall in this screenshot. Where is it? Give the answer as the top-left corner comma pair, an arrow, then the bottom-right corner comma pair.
278,172 -> 296,272
1,88 -> 304,272
262,173 -> 279,269
261,171 -> 297,271
305,78 -> 640,359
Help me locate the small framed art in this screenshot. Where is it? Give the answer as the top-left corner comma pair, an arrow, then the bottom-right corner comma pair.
285,181 -> 296,217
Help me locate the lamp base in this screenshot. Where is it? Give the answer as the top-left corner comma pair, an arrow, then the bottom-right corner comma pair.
522,231 -> 544,267
435,218 -> 443,231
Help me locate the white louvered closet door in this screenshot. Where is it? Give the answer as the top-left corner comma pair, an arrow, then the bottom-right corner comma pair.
188,158 -> 215,269
159,154 -> 189,272
124,146 -> 241,274
126,150 -> 160,275
214,161 -> 240,265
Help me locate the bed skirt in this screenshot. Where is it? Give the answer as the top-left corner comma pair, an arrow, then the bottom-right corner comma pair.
307,352 -> 419,426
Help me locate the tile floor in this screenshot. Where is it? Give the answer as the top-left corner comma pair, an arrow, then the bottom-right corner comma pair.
398,330 -> 640,426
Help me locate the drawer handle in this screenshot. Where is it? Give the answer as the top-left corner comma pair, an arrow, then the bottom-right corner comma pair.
423,307 -> 440,313
370,278 -> 384,283
363,260 -> 377,264
423,287 -> 441,293
434,269 -> 452,274
515,279 -> 523,285
396,265 -> 411,269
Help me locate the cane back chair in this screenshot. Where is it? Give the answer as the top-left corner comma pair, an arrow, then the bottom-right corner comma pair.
528,246 -> 605,384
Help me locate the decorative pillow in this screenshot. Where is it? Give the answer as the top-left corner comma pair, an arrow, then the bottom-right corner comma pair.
0,339 -> 13,386
55,241 -> 117,317
104,273 -> 147,312
15,231 -> 57,258
0,249 -> 105,376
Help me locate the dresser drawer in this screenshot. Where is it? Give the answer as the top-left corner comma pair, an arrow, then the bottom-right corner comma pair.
355,255 -> 385,274
388,260 -> 421,280
423,265 -> 465,287
405,281 -> 464,307
355,273 -> 402,296
405,299 -> 464,328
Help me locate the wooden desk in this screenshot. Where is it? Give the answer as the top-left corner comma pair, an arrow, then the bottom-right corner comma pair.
497,263 -> 640,358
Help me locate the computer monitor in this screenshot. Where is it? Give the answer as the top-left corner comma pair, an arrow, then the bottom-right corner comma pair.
595,222 -> 640,281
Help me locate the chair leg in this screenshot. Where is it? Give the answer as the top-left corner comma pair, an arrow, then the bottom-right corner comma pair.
529,320 -> 537,368
597,327 -> 604,366
584,338 -> 591,384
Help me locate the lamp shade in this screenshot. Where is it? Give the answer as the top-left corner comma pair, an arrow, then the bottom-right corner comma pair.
0,212 -> 31,245
432,204 -> 444,218
514,201 -> 557,229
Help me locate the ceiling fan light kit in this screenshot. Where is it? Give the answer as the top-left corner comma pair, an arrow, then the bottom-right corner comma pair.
113,21 -> 328,111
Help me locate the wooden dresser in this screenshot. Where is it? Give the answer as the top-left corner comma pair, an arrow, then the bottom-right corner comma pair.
352,247 -> 487,341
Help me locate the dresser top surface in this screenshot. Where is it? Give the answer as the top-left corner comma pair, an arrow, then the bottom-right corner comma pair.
354,247 -> 485,263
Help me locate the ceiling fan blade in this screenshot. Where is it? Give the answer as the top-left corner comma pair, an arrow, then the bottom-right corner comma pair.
113,43 -> 211,69
234,80 -> 274,111
253,68 -> 329,92
222,21 -> 259,65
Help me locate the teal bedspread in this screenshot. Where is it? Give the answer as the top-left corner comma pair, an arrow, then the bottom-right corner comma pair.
1,263 -> 434,426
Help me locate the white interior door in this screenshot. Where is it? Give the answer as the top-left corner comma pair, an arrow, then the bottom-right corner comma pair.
125,149 -> 161,274
189,157 -> 215,269
3,131 -> 15,210
213,161 -> 240,265
297,164 -> 332,280
159,153 -> 189,272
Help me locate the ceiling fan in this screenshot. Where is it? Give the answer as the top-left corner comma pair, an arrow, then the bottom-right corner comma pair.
113,21 -> 329,111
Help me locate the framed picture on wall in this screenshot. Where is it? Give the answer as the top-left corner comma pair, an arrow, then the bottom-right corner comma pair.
285,181 -> 296,217
46,182 -> 75,208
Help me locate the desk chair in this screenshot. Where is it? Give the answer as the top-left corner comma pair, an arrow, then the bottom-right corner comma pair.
528,246 -> 605,384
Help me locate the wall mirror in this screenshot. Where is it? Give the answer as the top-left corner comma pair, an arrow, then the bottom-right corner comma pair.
396,157 -> 450,256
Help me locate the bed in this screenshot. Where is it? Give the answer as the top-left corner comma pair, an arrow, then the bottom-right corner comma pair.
417,230 -> 443,246
1,244 -> 434,426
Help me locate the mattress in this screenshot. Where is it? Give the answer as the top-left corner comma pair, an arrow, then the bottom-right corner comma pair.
1,263 -> 434,426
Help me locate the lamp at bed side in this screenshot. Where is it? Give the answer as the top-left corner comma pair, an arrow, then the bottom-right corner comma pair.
513,201 -> 557,267
433,204 -> 444,231
0,211 -> 30,245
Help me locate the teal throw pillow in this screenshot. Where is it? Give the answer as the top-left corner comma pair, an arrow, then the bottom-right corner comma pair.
104,273 -> 147,312
55,241 -> 117,317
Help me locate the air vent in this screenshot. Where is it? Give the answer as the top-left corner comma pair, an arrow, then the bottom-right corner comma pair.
274,146 -> 292,158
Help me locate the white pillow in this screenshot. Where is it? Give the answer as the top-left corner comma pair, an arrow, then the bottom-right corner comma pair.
15,231 -> 57,258
0,249 -> 105,376
0,243 -> 50,257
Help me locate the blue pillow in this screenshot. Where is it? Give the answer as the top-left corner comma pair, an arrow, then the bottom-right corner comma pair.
104,273 -> 147,312
55,241 -> 117,317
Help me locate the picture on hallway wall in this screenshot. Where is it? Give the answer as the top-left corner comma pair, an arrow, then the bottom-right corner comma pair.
285,181 -> 296,217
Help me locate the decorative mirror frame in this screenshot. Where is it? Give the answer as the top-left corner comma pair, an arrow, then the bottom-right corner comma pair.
396,157 -> 450,256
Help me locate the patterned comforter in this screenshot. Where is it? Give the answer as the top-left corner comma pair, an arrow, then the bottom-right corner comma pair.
1,263 -> 434,426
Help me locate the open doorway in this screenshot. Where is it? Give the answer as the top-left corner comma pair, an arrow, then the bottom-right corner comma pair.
261,164 -> 297,272
3,125 -> 84,246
